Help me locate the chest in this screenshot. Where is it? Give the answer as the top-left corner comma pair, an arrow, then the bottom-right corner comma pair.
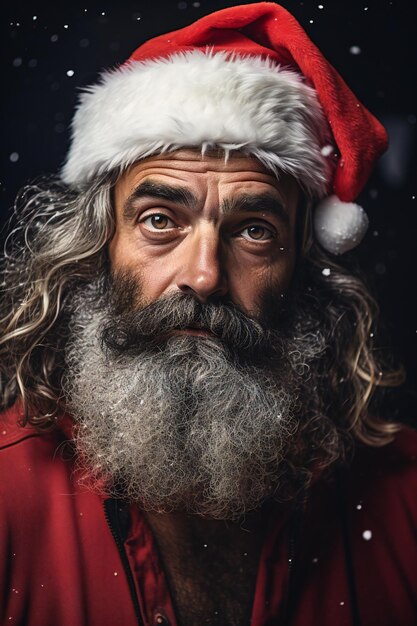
4,492 -> 417,626
159,543 -> 262,626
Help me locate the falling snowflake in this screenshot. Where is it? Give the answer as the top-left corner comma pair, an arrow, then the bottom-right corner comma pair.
350,46 -> 361,55
321,145 -> 333,157
362,530 -> 372,541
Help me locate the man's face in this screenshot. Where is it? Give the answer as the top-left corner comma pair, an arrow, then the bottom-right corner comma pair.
64,150 -> 316,520
109,149 -> 298,319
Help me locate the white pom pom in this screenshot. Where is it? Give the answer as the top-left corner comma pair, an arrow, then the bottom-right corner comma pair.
313,195 -> 369,255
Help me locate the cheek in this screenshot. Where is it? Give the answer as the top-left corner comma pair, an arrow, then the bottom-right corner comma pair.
107,231 -> 177,300
226,250 -> 296,315
108,235 -> 117,268
107,230 -> 129,271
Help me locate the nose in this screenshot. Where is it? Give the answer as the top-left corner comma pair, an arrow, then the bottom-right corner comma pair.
175,228 -> 228,302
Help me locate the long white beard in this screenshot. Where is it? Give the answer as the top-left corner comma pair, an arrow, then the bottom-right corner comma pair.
63,282 -> 324,520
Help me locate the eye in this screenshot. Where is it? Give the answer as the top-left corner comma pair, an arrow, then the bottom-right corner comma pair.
239,224 -> 275,241
139,213 -> 176,231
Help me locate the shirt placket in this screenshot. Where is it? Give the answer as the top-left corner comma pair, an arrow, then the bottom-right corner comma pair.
124,506 -> 179,626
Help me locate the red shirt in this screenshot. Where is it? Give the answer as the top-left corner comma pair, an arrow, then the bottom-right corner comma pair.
1,404 -> 416,626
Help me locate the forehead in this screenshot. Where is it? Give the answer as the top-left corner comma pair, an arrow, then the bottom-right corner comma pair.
114,148 -> 298,207
125,147 -> 273,175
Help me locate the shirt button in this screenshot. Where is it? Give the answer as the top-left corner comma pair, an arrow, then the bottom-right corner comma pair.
154,612 -> 169,625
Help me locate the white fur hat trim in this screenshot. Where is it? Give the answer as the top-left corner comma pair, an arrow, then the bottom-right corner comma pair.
61,50 -> 333,198
314,195 -> 369,255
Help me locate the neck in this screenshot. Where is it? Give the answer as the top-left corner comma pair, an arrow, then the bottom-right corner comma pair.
144,505 -> 271,569
142,502 -> 282,626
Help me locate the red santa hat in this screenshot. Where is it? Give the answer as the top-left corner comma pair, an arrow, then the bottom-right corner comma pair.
62,2 -> 387,255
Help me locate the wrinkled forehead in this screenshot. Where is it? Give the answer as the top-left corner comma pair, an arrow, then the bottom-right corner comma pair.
121,147 -> 293,177
114,147 -> 301,212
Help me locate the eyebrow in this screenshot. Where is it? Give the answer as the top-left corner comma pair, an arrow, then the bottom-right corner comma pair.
122,180 -> 197,220
122,179 -> 289,225
221,193 -> 289,225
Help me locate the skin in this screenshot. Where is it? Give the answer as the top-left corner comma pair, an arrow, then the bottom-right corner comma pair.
108,148 -> 300,621
109,148 -> 299,323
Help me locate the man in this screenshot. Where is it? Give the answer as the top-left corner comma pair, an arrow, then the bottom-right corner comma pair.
0,3 -> 416,626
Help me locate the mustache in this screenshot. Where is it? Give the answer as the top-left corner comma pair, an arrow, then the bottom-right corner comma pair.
100,291 -> 282,359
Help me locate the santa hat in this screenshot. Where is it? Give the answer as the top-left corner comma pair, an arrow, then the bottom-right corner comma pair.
62,2 -> 387,255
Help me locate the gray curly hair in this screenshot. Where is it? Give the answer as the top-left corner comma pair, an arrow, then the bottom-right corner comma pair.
0,166 -> 404,447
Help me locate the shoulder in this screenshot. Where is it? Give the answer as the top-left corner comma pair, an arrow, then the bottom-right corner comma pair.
310,427 -> 417,536
0,402 -> 41,449
0,402 -> 69,464
346,425 -> 417,529
0,402 -> 73,451
310,426 -> 417,523
353,425 -> 417,487
0,403 -> 74,505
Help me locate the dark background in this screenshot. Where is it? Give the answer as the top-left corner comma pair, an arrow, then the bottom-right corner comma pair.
1,0 -> 416,422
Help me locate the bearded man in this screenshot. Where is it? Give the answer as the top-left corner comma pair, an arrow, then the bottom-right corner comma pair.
0,3 -> 416,626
